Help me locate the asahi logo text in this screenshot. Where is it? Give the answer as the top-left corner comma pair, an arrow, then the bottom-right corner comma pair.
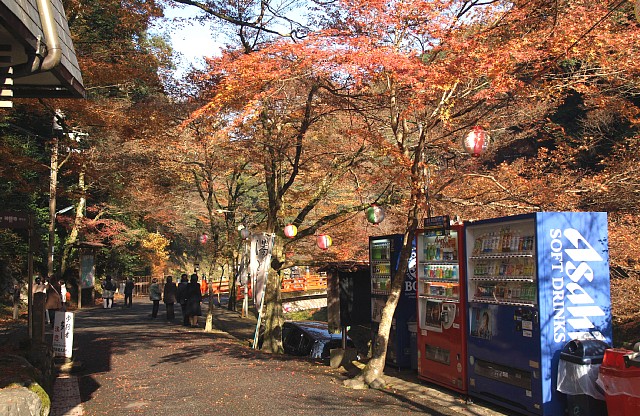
550,228 -> 604,343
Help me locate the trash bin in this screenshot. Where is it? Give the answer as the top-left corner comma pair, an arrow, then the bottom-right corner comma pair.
597,348 -> 640,416
557,339 -> 609,416
407,321 -> 417,370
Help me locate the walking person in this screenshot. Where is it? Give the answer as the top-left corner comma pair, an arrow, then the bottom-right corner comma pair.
44,278 -> 62,328
11,281 -> 21,320
200,275 -> 208,297
177,274 -> 189,326
163,276 -> 177,321
101,275 -> 116,309
185,274 -> 202,328
149,278 -> 162,318
59,279 -> 67,311
33,276 -> 46,294
124,277 -> 134,308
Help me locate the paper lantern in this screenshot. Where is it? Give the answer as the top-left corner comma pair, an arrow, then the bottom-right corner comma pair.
284,224 -> 297,238
366,205 -> 385,224
317,234 -> 332,250
462,126 -> 490,157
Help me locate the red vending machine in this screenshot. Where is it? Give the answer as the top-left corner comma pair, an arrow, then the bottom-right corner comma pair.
416,218 -> 467,393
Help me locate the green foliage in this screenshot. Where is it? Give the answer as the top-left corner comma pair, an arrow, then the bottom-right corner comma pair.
284,307 -> 328,322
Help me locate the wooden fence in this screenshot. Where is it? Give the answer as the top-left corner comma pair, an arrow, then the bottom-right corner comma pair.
210,273 -> 327,295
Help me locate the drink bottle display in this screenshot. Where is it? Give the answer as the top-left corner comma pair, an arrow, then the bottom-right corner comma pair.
465,212 -> 611,416
416,223 -> 467,393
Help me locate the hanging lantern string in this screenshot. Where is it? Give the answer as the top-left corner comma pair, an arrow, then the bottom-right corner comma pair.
315,209 -> 362,232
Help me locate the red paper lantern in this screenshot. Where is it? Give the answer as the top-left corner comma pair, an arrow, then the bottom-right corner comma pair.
317,234 -> 332,250
284,224 -> 297,238
462,126 -> 490,157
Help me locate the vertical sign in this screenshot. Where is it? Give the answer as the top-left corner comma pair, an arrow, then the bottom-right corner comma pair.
538,212 -> 611,346
80,253 -> 95,288
536,211 -> 611,414
249,233 -> 274,312
53,312 -> 74,358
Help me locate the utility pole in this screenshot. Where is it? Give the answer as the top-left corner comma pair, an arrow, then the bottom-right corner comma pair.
48,111 -> 64,277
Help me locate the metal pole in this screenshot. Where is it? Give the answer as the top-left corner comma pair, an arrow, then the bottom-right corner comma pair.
77,249 -> 83,309
48,134 -> 58,277
342,327 -> 347,350
242,282 -> 248,318
27,215 -> 33,339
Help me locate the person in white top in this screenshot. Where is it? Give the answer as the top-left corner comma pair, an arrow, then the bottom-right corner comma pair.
59,279 -> 67,311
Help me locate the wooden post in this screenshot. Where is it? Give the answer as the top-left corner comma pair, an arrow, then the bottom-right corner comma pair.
32,292 -> 46,343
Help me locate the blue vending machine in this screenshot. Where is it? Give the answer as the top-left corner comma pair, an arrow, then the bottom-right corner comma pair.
369,234 -> 416,368
465,212 -> 611,415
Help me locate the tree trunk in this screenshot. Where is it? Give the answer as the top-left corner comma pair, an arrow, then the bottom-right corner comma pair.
358,222 -> 417,387
353,95 -> 424,386
205,268 -> 224,332
205,290 -> 215,332
61,163 -> 87,277
260,267 -> 284,354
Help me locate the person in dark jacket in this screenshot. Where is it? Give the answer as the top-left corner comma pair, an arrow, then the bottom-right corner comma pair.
176,274 -> 189,326
163,276 -> 177,321
124,277 -> 135,308
102,275 -> 116,309
185,274 -> 202,328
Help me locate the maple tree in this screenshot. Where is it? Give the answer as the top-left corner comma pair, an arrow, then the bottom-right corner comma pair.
178,38 -> 405,351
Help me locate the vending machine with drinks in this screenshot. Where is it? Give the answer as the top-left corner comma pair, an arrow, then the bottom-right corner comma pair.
465,212 -> 611,416
416,220 -> 467,393
369,234 -> 416,368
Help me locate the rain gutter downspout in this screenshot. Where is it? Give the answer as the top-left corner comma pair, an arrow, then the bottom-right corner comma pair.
13,0 -> 62,76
